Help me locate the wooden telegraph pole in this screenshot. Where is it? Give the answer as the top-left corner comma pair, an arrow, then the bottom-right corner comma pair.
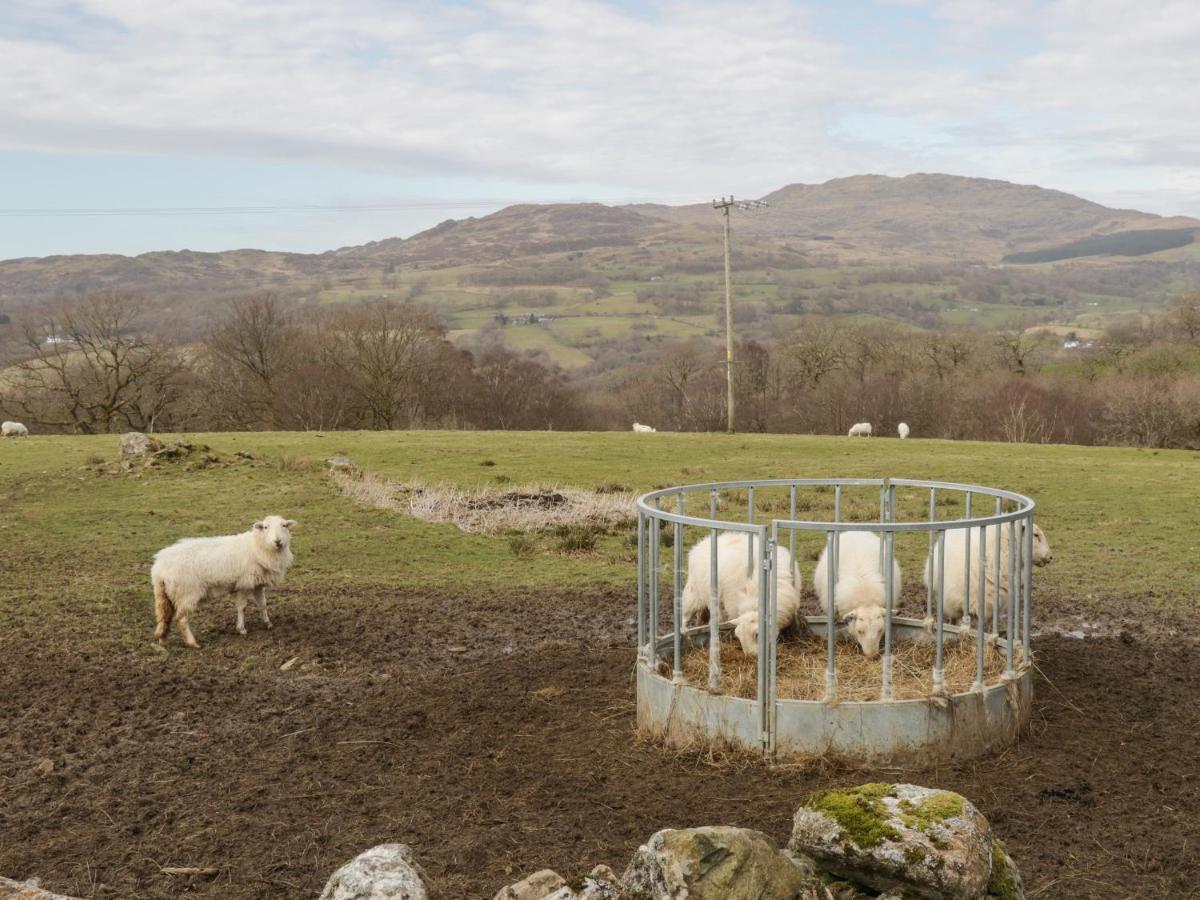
712,195 -> 768,435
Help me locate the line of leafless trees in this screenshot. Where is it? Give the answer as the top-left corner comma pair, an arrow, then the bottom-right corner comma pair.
2,290 -> 1198,449
0,292 -> 587,433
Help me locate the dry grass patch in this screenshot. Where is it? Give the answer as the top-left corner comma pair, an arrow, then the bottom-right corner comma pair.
333,468 -> 635,534
679,633 -> 1010,701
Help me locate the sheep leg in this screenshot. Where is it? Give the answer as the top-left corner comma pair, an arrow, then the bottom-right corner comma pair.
176,615 -> 200,649
254,586 -> 272,629
235,594 -> 248,635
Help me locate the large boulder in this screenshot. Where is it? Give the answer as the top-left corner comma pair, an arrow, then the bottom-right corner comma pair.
0,877 -> 83,899
491,869 -> 567,900
318,844 -> 428,900
120,432 -> 157,457
491,866 -> 621,900
621,826 -> 831,900
789,783 -> 1012,899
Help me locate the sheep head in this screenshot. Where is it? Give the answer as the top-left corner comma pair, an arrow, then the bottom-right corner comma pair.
1031,524 -> 1054,566
842,605 -> 887,658
253,515 -> 296,552
732,612 -> 760,656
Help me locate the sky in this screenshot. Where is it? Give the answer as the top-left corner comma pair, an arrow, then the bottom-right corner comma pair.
2,0 -> 1199,258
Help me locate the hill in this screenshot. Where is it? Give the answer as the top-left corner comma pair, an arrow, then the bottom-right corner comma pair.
3,174 -> 1199,367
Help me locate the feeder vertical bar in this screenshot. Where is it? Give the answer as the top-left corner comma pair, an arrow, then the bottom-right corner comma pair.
833,486 -> 842,586
1023,512 -> 1034,666
649,501 -> 660,668
788,485 -> 797,586
933,528 -> 946,694
962,492 -> 973,631
882,527 -> 896,700
975,513 -> 987,691
708,491 -> 720,692
756,528 -> 769,737
1005,518 -> 1017,677
824,530 -> 838,702
636,510 -> 646,661
747,485 -> 755,575
926,488 -> 937,620
878,483 -> 887,574
672,492 -> 684,681
992,498 -> 1003,635
767,525 -> 779,754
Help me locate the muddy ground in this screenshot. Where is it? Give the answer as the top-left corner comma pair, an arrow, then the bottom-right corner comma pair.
2,586 -> 1198,899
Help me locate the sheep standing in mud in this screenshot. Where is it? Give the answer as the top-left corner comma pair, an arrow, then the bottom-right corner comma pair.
151,515 -> 296,649
680,532 -> 802,655
813,530 -> 903,658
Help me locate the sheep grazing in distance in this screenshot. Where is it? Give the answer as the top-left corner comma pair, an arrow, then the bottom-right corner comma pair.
847,422 -> 872,437
2,421 -> 29,437
923,522 -> 1053,628
813,531 -> 903,658
151,515 -> 296,649
898,422 -> 910,439
632,422 -> 656,433
681,532 -> 802,655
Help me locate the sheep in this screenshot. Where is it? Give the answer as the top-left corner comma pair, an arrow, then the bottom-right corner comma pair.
2,421 -> 29,437
813,531 -> 903,658
847,422 -> 872,437
922,522 -> 1053,628
898,422 -> 910,439
151,515 -> 296,649
632,422 -> 657,433
680,531 -> 802,655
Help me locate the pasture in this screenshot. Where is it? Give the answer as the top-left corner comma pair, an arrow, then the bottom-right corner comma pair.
1,431 -> 1198,898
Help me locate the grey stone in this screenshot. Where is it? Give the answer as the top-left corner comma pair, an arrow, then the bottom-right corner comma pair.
327,455 -> 356,472
621,826 -> 831,900
120,432 -> 154,457
0,876 -> 84,899
491,869 -> 567,900
789,783 -> 995,900
318,844 -> 428,900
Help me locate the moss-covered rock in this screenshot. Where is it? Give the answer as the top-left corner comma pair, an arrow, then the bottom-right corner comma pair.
986,839 -> 1025,900
789,783 -> 994,899
621,826 -> 832,900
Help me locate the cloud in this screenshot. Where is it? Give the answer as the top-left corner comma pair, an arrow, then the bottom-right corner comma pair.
1,0 -> 1198,220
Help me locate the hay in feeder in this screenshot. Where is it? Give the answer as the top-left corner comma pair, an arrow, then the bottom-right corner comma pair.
679,632 -> 1010,702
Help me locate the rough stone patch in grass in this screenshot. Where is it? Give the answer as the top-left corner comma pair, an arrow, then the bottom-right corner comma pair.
332,468 -> 636,534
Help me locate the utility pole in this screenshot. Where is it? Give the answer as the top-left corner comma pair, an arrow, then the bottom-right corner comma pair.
714,196 -> 736,433
712,195 -> 768,435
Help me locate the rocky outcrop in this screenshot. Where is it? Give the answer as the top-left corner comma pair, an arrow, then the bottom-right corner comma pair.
318,844 -> 428,900
326,784 -> 1024,900
789,784 -> 1021,900
621,827 -> 831,900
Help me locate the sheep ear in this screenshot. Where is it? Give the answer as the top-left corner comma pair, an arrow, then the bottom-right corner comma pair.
841,611 -> 856,624
283,519 -> 297,528
254,521 -> 266,530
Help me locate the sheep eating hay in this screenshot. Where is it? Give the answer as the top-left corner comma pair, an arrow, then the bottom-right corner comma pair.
151,515 -> 296,649
680,532 -> 803,656
813,530 -> 903,658
2,421 -> 29,437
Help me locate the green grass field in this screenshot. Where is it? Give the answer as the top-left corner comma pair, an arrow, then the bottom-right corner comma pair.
2,431 -> 1196,649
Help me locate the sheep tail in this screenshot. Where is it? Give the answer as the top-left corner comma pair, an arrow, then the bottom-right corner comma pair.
154,578 -> 174,645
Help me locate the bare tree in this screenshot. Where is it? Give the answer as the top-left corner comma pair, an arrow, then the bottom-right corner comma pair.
3,292 -> 185,433
205,293 -> 300,428
994,324 -> 1047,375
1167,292 -> 1200,343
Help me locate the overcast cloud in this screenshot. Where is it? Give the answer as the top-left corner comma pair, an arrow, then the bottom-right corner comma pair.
1,0 -> 1198,255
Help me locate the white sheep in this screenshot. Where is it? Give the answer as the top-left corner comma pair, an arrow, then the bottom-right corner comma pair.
2,421 -> 29,437
898,422 -> 910,439
151,515 -> 296,649
632,422 -> 656,433
922,522 -> 1053,627
680,532 -> 801,655
847,422 -> 872,437
813,531 -> 903,658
